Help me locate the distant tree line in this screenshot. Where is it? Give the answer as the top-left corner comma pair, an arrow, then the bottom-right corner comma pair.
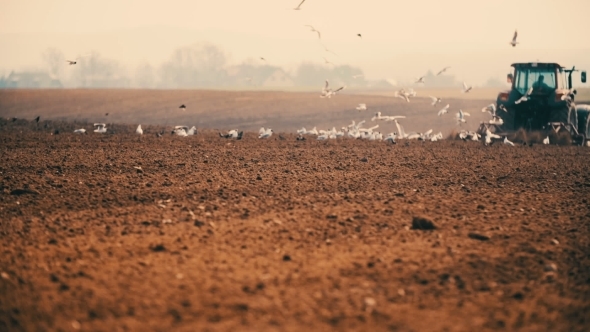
0,42 -> 501,89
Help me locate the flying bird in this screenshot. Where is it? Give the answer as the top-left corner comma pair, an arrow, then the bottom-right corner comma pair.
352,74 -> 364,79
429,96 -> 442,106
65,53 -> 90,65
320,43 -> 338,56
293,0 -> 306,10
179,104 -> 187,110
436,67 -> 451,76
504,136 -> 515,146
305,25 -> 321,39
323,57 -> 334,66
357,33 -> 362,38
462,82 -> 473,93
438,104 -> 450,116
34,116 -> 40,123
320,80 -> 345,98
514,87 -> 533,104
260,57 -> 266,62
415,76 -> 426,84
356,103 -> 367,111
456,109 -> 470,124
510,30 -> 519,47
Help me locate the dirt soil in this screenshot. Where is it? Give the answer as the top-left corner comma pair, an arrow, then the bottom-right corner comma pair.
1,120 -> 589,332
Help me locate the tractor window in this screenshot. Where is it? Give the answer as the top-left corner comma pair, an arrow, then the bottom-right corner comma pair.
514,68 -> 556,94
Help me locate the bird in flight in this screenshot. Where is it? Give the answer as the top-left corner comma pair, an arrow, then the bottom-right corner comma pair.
510,30 -> 519,47
429,96 -> 442,106
436,67 -> 451,76
293,0 -> 306,10
179,104 -> 187,111
357,33 -> 362,39
320,42 -> 338,56
260,57 -> 266,62
320,80 -> 345,98
415,76 -> 425,84
462,82 -> 473,93
323,57 -> 334,66
65,53 -> 90,65
305,25 -> 321,39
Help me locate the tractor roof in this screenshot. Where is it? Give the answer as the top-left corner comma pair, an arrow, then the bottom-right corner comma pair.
511,62 -> 563,69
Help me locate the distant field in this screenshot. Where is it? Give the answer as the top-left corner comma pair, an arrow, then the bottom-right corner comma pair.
0,89 -> 494,135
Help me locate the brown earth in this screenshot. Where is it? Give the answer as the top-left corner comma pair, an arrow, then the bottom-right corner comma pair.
0,90 -> 590,331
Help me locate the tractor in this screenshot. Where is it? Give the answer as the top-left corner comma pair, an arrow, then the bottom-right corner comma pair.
481,62 -> 588,145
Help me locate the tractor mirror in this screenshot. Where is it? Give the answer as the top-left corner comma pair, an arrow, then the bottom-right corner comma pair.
507,73 -> 513,83
582,71 -> 587,83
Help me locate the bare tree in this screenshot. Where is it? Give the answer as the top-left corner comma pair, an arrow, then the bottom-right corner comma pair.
134,62 -> 156,88
41,48 -> 65,79
159,42 -> 229,88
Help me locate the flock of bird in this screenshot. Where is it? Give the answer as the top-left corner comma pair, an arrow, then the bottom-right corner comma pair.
59,0 -> 528,146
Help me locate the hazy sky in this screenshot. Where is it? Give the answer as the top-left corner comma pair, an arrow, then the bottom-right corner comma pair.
1,0 -> 589,85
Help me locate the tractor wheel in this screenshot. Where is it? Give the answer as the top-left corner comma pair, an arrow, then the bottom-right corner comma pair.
577,109 -> 590,146
499,106 -> 515,131
550,106 -> 576,129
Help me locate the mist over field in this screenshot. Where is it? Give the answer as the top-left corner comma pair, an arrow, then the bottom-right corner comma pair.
1,0 -> 589,90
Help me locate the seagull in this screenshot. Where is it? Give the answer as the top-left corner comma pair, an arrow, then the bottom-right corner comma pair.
179,104 -> 186,111
356,103 -> 367,111
436,67 -> 451,76
293,0 -> 306,10
504,136 -> 515,146
462,82 -> 473,93
136,125 -> 143,135
484,128 -> 502,145
357,33 -> 362,39
259,128 -> 273,139
394,89 -> 411,102
415,76 -> 425,84
260,57 -> 266,62
429,96 -> 442,106
543,136 -> 550,145
456,109 -> 470,124
499,104 -> 508,112
323,57 -> 334,66
510,30 -> 519,47
320,80 -> 345,98
515,87 -> 533,104
482,103 -> 497,115
73,128 -> 87,134
93,123 -> 107,133
186,126 -> 197,136
438,104 -> 450,116
220,129 -> 240,138
172,126 -> 189,136
305,25 -> 321,39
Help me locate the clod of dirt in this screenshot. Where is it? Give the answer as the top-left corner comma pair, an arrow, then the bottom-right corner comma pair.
194,220 -> 205,227
150,244 -> 166,252
10,189 -> 39,196
410,216 -> 436,230
282,254 -> 291,261
256,175 -> 262,180
468,232 -> 490,241
360,157 -> 368,162
544,263 -> 557,272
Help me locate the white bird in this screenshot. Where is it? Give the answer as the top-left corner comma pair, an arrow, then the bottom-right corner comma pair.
482,103 -> 497,116
394,89 -> 411,102
415,76 -> 425,84
459,131 -> 469,140
438,104 -> 450,116
504,137 -> 515,146
499,104 -> 508,113
383,115 -> 407,122
187,126 -> 197,136
384,132 -> 397,143
352,74 -> 364,79
73,128 -> 86,134
220,129 -> 239,138
462,82 -> 473,93
456,109 -> 470,124
436,67 -> 451,76
320,80 -> 345,98
510,30 -> 519,47
371,112 -> 384,121
259,127 -> 266,135
304,25 -> 321,39
356,103 -> 367,111
172,126 -> 189,136
429,96 -> 442,106
393,119 -> 406,138
293,0 -> 306,10
136,125 -> 143,135
543,136 -> 550,145
515,87 -> 533,104
296,127 -> 307,135
307,127 -> 319,135
259,128 -> 273,139
93,123 -> 107,133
